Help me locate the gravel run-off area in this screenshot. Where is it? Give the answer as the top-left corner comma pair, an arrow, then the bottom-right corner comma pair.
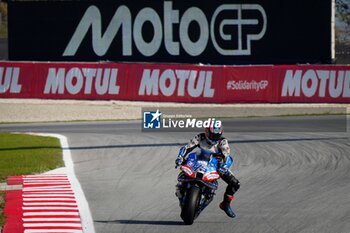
0,98 -> 349,123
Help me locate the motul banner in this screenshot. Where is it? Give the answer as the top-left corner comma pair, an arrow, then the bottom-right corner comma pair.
0,62 -> 349,103
277,66 -> 350,103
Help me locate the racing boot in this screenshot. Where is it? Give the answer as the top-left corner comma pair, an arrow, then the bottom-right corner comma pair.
219,195 -> 236,218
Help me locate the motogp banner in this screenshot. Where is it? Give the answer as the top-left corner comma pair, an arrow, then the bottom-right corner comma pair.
8,0 -> 332,64
0,62 -> 349,103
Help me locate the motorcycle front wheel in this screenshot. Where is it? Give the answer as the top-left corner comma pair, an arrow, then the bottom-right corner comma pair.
181,185 -> 201,225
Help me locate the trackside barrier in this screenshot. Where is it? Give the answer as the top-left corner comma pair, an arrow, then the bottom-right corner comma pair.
0,62 -> 349,103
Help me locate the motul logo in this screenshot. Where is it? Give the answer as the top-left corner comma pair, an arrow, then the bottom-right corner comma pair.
138,69 -> 214,98
282,69 -> 350,98
44,68 -> 120,95
0,67 -> 21,94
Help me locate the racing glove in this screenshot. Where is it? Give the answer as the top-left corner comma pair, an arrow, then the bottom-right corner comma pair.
218,155 -> 233,174
218,164 -> 229,174
175,146 -> 186,168
175,156 -> 184,168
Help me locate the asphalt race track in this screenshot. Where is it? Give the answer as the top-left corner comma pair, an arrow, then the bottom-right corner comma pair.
1,115 -> 350,233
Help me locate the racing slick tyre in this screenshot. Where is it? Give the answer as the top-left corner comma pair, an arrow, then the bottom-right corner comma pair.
181,185 -> 201,225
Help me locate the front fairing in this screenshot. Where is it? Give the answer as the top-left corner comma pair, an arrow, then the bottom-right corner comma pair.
186,152 -> 219,171
180,152 -> 220,186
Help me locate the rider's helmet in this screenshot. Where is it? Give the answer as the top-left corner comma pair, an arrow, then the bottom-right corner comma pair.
205,121 -> 223,145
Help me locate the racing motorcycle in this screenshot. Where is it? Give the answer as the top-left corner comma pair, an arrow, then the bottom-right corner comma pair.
175,152 -> 221,225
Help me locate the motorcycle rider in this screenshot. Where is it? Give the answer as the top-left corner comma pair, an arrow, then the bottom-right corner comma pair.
175,122 -> 240,218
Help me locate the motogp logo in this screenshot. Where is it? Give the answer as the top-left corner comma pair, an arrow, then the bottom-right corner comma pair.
211,4 -> 267,55
64,2 -> 267,57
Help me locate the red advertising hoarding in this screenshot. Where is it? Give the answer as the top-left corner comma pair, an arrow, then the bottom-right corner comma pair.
0,62 -> 349,103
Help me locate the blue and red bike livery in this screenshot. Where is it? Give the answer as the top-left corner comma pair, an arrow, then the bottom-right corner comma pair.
176,152 -> 226,225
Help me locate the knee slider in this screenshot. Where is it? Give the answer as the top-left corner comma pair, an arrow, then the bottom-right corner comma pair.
230,177 -> 240,192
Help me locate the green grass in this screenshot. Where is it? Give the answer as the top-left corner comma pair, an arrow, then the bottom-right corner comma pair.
0,133 -> 64,228
0,133 -> 64,182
